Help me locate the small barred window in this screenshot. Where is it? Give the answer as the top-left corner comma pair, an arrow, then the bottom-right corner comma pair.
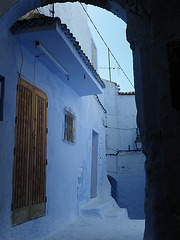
64,110 -> 75,143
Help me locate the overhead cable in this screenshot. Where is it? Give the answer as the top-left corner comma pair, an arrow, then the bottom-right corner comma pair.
80,3 -> 134,89
106,126 -> 137,130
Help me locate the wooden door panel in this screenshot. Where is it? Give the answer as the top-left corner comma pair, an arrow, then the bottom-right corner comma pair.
12,77 -> 47,226
31,93 -> 47,217
12,82 -> 33,225
12,206 -> 29,226
29,202 -> 46,220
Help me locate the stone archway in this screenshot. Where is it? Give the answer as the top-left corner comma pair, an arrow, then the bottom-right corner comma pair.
1,1 -> 180,240
0,0 -> 126,29
0,1 -> 159,240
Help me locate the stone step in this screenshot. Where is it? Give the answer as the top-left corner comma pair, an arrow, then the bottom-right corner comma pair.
102,206 -> 129,219
81,198 -> 129,220
81,200 -> 113,218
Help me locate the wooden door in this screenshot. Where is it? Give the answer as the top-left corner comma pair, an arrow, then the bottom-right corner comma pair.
12,77 -> 47,226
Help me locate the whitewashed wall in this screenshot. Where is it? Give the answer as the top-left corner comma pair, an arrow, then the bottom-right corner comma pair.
38,3 -> 92,61
103,79 -> 145,219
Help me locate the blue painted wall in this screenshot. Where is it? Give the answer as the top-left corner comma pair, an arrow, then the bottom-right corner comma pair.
0,21 -> 110,239
109,173 -> 145,219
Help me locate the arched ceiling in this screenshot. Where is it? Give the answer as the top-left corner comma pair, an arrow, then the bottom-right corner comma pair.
0,0 -> 127,29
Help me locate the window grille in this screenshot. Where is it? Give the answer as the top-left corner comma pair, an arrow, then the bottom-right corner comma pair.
64,110 -> 75,143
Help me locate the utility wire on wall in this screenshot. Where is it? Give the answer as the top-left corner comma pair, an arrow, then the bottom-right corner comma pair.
106,145 -> 142,156
108,48 -> 111,82
80,3 -> 134,89
106,126 -> 137,130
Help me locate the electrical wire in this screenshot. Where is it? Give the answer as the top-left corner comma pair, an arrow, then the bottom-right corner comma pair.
18,53 -> 44,85
18,37 -> 23,75
106,145 -> 117,152
106,126 -> 137,130
106,144 -> 142,156
99,66 -> 121,70
18,72 -> 35,85
80,3 -> 134,89
34,54 -> 44,83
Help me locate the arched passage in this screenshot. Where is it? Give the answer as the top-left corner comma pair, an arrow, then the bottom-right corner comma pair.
0,1 -> 180,240
0,0 -> 127,29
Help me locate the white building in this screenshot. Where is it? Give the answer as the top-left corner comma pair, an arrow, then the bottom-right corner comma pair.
103,79 -> 145,219
38,3 -> 97,69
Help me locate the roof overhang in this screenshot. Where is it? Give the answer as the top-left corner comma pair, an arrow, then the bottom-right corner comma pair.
12,17 -> 105,96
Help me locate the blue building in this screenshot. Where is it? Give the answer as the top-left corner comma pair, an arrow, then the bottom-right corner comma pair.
0,13 -> 114,239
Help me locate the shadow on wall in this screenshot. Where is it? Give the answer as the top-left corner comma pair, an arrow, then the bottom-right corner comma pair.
108,174 -> 145,220
107,175 -> 118,202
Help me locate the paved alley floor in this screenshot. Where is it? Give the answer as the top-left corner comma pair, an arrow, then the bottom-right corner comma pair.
45,217 -> 145,240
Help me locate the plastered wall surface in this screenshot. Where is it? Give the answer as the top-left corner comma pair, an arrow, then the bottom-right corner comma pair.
104,80 -> 145,219
1,0 -> 180,239
38,3 -> 92,60
0,20 -> 109,240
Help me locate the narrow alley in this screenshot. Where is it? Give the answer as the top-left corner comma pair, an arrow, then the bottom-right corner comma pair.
44,198 -> 145,240
45,217 -> 145,240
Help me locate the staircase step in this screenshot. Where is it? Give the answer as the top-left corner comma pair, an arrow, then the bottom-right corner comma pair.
81,198 -> 129,220
102,206 -> 129,219
81,200 -> 113,218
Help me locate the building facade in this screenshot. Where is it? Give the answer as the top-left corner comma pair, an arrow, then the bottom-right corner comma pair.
38,2 -> 97,69
104,80 -> 145,219
0,7 -> 111,240
1,1 -> 179,239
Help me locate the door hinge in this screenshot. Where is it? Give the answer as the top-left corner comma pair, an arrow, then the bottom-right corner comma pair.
45,196 -> 47,202
17,84 -> 19,91
15,116 -> 17,124
14,148 -> 16,156
11,203 -> 13,211
47,102 -> 48,108
46,128 -> 48,134
46,159 -> 48,165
